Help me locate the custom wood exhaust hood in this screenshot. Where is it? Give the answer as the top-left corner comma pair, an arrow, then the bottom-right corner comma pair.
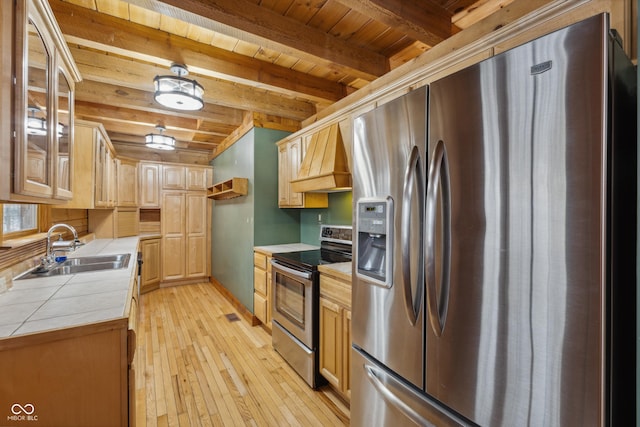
290,124 -> 352,193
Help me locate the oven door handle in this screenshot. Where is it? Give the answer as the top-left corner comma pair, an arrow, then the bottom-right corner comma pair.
270,260 -> 312,280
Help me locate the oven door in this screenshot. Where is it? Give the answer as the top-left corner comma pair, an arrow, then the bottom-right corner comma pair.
271,260 -> 314,348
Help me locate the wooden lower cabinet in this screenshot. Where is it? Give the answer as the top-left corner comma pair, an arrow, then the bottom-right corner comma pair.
0,293 -> 138,426
253,250 -> 272,329
319,271 -> 351,401
140,237 -> 161,294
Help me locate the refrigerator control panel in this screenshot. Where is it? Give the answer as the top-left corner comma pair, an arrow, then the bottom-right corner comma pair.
356,198 -> 393,287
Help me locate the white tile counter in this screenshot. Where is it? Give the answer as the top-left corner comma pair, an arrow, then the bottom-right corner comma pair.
0,237 -> 139,338
253,243 -> 319,255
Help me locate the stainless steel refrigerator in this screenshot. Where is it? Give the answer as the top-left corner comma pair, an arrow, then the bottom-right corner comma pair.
351,13 -> 636,427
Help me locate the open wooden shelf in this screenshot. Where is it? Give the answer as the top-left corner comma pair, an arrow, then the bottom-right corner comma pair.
208,177 -> 248,200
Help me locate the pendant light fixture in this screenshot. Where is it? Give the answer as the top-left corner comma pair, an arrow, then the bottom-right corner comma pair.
27,106 -> 47,136
153,64 -> 204,111
145,125 -> 176,150
26,106 -> 64,136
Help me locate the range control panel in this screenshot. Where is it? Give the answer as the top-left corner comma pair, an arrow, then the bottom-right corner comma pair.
320,225 -> 352,244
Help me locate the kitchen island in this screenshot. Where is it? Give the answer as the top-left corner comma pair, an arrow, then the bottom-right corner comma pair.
0,237 -> 139,427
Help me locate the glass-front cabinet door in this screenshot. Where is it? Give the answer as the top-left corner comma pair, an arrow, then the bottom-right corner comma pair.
15,15 -> 54,197
55,69 -> 73,199
9,0 -> 80,201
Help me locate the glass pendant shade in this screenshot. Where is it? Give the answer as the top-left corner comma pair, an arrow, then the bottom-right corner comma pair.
27,116 -> 47,136
154,64 -> 204,111
145,126 -> 176,150
27,106 -> 46,136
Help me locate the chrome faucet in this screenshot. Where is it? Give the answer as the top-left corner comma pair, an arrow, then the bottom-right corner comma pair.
44,223 -> 84,264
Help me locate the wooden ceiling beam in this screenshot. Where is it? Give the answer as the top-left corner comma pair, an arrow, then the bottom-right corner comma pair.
75,101 -> 197,130
333,0 -> 453,47
74,80 -> 246,125
74,101 -> 231,137
124,0 -> 389,80
69,46 -> 317,121
49,0 -> 347,103
108,131 -> 222,148
99,120 -> 198,143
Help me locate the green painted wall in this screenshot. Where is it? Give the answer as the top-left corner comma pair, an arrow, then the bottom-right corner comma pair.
300,191 -> 353,245
210,128 -> 299,312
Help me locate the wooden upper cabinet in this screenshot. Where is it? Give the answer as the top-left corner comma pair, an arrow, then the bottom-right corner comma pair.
1,0 -> 81,202
63,120 -> 116,209
186,166 -> 210,191
116,158 -> 138,207
162,164 -> 186,190
94,132 -> 116,208
139,162 -> 161,208
277,138 -> 327,208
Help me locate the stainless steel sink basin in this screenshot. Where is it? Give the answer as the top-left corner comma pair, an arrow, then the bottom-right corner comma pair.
59,253 -> 130,267
16,253 -> 131,280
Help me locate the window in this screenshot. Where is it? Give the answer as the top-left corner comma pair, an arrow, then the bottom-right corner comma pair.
2,204 -> 38,236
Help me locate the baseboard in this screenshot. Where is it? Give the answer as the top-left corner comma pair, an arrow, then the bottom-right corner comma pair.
209,276 -> 261,326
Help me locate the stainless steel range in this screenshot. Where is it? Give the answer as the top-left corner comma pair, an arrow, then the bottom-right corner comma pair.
270,225 -> 352,388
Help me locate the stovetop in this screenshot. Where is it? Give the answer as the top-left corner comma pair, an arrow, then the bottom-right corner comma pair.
271,225 -> 352,271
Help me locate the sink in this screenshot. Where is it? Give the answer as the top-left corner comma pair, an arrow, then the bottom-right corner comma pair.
59,253 -> 131,267
16,253 -> 131,280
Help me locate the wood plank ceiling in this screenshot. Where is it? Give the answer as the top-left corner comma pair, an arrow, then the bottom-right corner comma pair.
50,0 -> 514,159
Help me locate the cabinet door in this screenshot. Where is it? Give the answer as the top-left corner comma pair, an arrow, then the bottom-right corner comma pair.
141,238 -> 161,293
266,258 -> 273,328
287,138 -> 304,207
15,13 -> 54,197
162,192 -> 185,280
319,297 -> 343,389
54,68 -> 73,199
186,193 -> 206,235
186,166 -> 208,191
254,292 -> 268,324
139,162 -> 160,207
162,235 -> 185,281
277,143 -> 289,206
186,235 -> 206,278
162,165 -> 185,190
343,308 -> 351,399
254,267 -> 267,295
94,135 -> 108,207
117,159 -> 138,207
108,154 -> 117,206
186,193 -> 207,278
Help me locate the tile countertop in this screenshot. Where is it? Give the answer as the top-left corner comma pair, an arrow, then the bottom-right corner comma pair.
254,243 -> 319,255
0,237 -> 139,339
318,262 -> 352,283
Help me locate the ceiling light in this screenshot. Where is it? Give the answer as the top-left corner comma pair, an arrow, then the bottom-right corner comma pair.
153,64 -> 204,111
27,106 -> 47,136
26,106 -> 64,137
145,125 -> 176,150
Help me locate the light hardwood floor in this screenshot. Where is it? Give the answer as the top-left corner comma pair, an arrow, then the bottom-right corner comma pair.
135,283 -> 350,426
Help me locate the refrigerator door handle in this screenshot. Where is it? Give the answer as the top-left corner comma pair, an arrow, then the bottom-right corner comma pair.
364,363 -> 432,427
425,139 -> 451,337
401,145 -> 425,326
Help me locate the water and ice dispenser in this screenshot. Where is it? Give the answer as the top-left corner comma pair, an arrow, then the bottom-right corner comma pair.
356,198 -> 393,287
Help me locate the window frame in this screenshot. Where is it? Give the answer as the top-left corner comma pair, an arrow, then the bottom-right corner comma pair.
1,203 -> 41,240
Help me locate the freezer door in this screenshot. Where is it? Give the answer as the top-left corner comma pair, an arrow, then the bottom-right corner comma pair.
351,346 -> 471,427
426,14 -> 610,426
352,86 -> 427,388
